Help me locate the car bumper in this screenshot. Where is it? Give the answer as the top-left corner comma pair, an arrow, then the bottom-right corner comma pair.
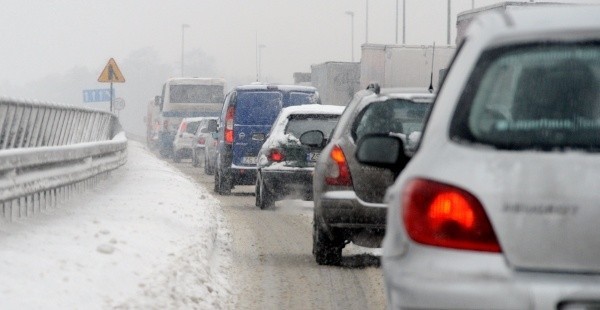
383,245 -> 600,310
318,190 -> 387,229
262,168 -> 313,200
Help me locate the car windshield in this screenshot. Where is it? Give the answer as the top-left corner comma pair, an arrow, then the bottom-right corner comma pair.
452,43 -> 600,150
285,114 -> 340,140
353,99 -> 430,141
169,84 -> 225,103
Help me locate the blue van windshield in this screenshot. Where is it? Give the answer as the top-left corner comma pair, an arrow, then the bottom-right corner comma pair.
235,91 -> 283,125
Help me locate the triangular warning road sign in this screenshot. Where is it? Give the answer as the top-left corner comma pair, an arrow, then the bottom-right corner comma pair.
98,58 -> 125,83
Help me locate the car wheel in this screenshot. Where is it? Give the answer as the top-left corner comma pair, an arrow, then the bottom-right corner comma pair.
192,150 -> 199,167
204,154 -> 214,175
255,172 -> 274,210
216,169 -> 232,195
159,146 -> 170,158
313,214 -> 343,266
173,150 -> 181,163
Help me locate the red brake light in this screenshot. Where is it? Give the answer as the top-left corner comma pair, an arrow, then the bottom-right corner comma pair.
225,107 -> 235,144
402,179 -> 501,253
268,149 -> 285,162
325,145 -> 352,186
198,137 -> 206,145
180,121 -> 187,133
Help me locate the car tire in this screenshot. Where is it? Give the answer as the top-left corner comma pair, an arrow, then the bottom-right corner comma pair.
215,169 -> 232,195
313,214 -> 343,266
192,150 -> 199,167
204,154 -> 214,175
255,172 -> 274,210
173,150 -> 181,163
159,147 -> 170,158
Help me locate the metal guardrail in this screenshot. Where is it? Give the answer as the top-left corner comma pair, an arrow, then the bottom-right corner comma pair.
0,98 -> 127,220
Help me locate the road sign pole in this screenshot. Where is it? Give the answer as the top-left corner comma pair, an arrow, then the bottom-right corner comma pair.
110,82 -> 113,113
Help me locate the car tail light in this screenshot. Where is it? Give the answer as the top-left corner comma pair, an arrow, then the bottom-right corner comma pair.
198,137 -> 206,145
225,106 -> 235,144
268,148 -> 285,162
212,140 -> 218,147
180,121 -> 187,133
325,145 -> 352,186
402,179 -> 501,253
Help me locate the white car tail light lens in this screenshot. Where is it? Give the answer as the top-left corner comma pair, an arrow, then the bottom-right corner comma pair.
225,106 -> 235,144
402,178 -> 501,253
325,145 -> 352,186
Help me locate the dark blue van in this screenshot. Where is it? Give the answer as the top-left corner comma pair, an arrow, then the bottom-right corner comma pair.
214,84 -> 320,195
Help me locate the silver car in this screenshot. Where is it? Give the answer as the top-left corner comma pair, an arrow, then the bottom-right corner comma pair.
191,117 -> 218,170
312,87 -> 433,265
357,5 -> 600,309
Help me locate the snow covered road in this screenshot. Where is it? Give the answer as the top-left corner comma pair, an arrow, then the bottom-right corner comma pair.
0,141 -> 234,309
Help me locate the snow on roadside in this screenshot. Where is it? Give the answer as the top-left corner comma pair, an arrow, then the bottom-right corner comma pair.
0,140 -> 234,309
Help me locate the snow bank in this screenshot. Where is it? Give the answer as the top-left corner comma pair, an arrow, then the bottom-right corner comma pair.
0,140 -> 234,309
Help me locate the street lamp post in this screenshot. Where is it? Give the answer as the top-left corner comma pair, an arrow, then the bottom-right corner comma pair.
365,0 -> 369,43
345,11 -> 355,62
181,24 -> 190,77
258,44 -> 266,82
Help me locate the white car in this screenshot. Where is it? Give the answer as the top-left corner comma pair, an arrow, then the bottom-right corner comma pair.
172,117 -> 205,162
356,5 -> 600,309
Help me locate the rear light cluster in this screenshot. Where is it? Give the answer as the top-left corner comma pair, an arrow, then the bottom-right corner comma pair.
197,137 -> 206,145
180,121 -> 187,133
268,148 -> 285,162
225,106 -> 235,144
402,179 -> 501,253
325,145 -> 352,186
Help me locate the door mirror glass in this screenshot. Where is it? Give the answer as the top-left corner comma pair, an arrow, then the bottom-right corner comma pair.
299,130 -> 324,147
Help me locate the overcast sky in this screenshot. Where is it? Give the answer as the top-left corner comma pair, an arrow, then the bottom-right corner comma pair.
1,0 -> 596,91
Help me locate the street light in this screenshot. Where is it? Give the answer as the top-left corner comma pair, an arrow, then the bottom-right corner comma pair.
345,11 -> 355,62
258,44 -> 266,82
181,24 -> 190,77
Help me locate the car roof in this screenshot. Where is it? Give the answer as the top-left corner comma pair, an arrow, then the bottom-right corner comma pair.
234,84 -> 317,92
280,104 -> 345,118
466,5 -> 600,46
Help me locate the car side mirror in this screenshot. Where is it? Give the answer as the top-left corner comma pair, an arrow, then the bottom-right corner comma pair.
355,134 -> 410,178
299,130 -> 325,147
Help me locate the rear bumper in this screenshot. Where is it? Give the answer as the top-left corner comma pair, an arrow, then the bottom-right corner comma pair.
261,168 -> 313,200
318,190 -> 387,229
383,245 -> 600,309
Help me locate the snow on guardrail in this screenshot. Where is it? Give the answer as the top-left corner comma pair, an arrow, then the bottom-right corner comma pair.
0,98 -> 127,220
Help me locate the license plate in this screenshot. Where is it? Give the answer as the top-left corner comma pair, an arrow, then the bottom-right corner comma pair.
307,152 -> 320,162
241,156 -> 258,165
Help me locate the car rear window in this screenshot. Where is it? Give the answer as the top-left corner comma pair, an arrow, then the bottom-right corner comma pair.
450,43 -> 600,151
186,121 -> 201,134
352,99 -> 430,142
235,91 -> 283,125
285,114 -> 340,140
285,92 -> 318,107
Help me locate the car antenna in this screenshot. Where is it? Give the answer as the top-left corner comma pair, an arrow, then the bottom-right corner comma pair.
428,42 -> 436,93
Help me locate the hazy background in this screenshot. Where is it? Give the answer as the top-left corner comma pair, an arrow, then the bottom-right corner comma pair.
0,0 -> 596,135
